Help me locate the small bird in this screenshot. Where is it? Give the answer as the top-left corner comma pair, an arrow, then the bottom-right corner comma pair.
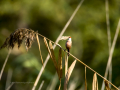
66,37 -> 72,56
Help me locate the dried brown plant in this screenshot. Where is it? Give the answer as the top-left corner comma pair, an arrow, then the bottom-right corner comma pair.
36,33 -> 44,64
58,48 -> 62,80
58,48 -> 62,90
64,60 -> 76,90
104,80 -> 111,90
48,40 -> 59,76
92,73 -> 98,90
1,26 -> 119,90
0,28 -> 37,51
85,66 -> 87,90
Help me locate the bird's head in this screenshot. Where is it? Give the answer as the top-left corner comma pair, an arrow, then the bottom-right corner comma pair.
68,37 -> 72,41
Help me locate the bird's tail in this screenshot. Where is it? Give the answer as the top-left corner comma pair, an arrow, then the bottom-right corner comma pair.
67,49 -> 70,56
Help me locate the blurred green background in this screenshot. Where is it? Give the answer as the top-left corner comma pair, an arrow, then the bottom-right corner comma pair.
0,0 -> 120,90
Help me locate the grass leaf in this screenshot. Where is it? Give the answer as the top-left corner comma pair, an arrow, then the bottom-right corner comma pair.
64,60 -> 76,90
44,37 -> 52,58
36,33 -> 43,64
92,73 -> 98,90
49,40 -> 58,74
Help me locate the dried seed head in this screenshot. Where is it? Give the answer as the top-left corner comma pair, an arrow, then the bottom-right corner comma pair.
0,28 -> 37,51
24,30 -> 36,51
0,37 -> 10,49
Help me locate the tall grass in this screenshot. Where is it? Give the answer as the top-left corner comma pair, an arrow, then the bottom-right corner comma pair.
0,0 -> 120,89
1,25 -> 120,89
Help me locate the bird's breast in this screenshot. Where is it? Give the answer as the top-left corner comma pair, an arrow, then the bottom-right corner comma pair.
66,41 -> 72,49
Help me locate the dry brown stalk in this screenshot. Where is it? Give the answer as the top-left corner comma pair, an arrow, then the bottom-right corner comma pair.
6,82 -> 14,90
103,0 -> 112,89
38,80 -> 44,90
0,50 -> 11,81
104,80 -> 111,90
5,68 -> 13,90
58,48 -> 62,80
49,40 -> 58,74
85,66 -> 87,90
60,36 -> 70,41
102,19 -> 120,90
92,73 -> 98,90
58,48 -> 62,90
64,60 -> 76,90
65,55 -> 68,76
58,80 -> 61,90
36,33 -> 43,64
